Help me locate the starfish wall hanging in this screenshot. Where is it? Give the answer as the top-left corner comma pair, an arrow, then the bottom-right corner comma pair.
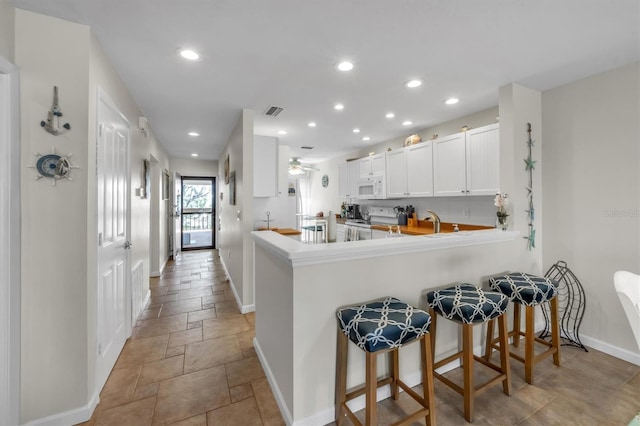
524,123 -> 535,251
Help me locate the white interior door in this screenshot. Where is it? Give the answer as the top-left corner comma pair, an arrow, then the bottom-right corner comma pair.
96,90 -> 130,391
173,171 -> 182,259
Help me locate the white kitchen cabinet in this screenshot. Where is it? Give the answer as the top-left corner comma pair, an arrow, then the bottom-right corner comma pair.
465,124 -> 500,195
386,142 -> 434,198
372,229 -> 388,239
433,123 -> 499,196
338,160 -> 360,199
254,136 -> 278,197
359,153 -> 385,177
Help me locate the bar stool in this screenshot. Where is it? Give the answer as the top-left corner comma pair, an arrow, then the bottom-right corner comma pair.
426,284 -> 511,423
335,297 -> 436,426
484,272 -> 560,384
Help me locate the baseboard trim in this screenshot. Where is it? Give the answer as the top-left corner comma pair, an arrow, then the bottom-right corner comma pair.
21,388 -> 100,426
580,334 -> 640,366
253,337 -> 294,426
219,256 -> 255,314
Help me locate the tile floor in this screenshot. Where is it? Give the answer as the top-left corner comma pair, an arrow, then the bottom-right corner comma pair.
79,250 -> 285,426
80,249 -> 640,425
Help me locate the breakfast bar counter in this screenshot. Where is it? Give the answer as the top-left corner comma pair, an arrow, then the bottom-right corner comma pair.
251,229 -> 524,426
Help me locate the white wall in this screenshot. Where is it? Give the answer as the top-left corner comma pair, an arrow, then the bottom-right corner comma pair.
499,84 -> 543,274
16,9 -> 170,423
218,110 -> 255,311
16,10 -> 91,421
542,63 -> 640,356
171,158 -> 218,177
0,0 -> 14,62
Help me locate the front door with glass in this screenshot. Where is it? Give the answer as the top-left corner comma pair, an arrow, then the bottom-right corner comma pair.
181,177 -> 215,250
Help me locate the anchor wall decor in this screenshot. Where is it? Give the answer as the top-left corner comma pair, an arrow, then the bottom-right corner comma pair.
40,86 -> 71,135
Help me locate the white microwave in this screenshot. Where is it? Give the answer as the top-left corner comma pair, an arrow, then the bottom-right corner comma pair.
357,175 -> 386,199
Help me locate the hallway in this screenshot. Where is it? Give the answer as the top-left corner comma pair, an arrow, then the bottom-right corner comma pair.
79,250 -> 284,425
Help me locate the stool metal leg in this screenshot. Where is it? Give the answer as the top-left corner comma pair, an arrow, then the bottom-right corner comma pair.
365,351 -> 377,426
550,296 -> 561,366
463,323 -> 474,422
335,329 -> 348,425
421,335 -> 437,426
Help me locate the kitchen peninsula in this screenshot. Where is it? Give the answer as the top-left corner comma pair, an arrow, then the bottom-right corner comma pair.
252,229 -> 521,426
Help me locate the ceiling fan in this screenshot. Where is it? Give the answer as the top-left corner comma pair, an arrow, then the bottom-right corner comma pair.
288,158 -> 318,175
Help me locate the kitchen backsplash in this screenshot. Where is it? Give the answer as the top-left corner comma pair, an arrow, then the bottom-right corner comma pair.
352,196 -> 496,227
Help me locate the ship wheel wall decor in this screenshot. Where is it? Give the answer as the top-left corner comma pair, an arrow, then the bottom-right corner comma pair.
28,147 -> 79,186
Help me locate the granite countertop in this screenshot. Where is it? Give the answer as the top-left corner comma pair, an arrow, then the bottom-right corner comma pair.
336,216 -> 493,235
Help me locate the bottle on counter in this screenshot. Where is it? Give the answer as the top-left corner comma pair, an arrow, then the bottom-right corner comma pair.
328,211 -> 337,242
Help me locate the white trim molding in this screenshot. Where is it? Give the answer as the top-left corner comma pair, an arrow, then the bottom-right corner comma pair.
0,55 -> 21,426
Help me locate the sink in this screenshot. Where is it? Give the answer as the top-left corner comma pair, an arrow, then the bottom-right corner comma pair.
424,231 -> 475,238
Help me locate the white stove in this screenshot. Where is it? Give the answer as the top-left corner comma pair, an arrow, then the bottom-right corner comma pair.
367,206 -> 398,226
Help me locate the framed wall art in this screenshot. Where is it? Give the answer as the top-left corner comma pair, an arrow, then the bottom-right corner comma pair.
162,170 -> 170,200
224,153 -> 230,184
143,159 -> 150,199
229,170 -> 236,205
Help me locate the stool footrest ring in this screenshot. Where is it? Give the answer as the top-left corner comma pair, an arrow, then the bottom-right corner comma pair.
341,377 -> 432,426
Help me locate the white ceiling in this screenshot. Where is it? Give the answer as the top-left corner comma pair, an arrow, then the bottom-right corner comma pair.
12,0 -> 639,163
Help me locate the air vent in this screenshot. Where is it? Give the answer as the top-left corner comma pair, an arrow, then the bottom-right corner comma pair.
264,106 -> 284,117
301,146 -> 314,150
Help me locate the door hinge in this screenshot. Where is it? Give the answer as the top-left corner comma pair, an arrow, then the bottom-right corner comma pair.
98,123 -> 103,138
98,343 -> 102,355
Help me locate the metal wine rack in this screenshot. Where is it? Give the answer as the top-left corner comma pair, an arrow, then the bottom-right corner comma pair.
539,260 -> 588,351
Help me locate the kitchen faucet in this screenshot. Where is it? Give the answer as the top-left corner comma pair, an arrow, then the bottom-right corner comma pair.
426,210 -> 441,233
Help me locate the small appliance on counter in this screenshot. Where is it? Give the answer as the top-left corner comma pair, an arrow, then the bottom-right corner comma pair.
345,204 -> 362,220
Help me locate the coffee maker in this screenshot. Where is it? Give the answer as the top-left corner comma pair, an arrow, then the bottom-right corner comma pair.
345,204 -> 361,219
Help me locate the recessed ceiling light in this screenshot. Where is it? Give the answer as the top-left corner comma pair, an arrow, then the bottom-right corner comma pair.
334,103 -> 344,111
402,120 -> 413,126
336,61 -> 354,72
191,153 -> 198,157
277,130 -> 287,135
178,49 -> 200,61
362,136 -> 371,141
385,112 -> 395,119
353,128 -> 360,133
188,131 -> 200,136
308,122 -> 317,127
445,98 -> 459,105
405,79 -> 422,88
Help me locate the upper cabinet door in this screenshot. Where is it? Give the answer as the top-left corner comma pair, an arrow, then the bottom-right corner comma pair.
371,153 -> 385,174
406,142 -> 434,197
359,153 -> 385,177
466,124 -> 500,196
433,132 -> 466,196
386,148 -> 407,197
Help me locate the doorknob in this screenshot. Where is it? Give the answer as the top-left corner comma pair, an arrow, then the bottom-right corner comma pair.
124,241 -> 132,249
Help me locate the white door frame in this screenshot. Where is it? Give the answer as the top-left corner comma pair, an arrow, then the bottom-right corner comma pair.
0,56 -> 21,426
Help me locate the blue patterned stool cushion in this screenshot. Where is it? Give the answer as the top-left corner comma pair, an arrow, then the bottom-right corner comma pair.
426,284 -> 508,324
336,297 -> 431,353
490,273 -> 557,306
